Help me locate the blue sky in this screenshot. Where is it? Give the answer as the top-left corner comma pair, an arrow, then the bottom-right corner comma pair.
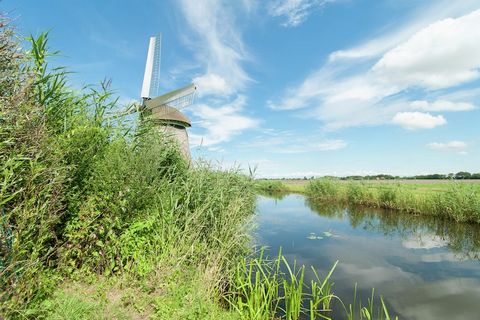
4,0 -> 480,177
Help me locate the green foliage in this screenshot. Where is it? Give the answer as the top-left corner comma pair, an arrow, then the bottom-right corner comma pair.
42,291 -> 120,320
255,180 -> 287,192
227,250 -> 394,320
346,183 -> 373,206
305,178 -> 480,223
306,178 -> 339,200
1,26 -> 256,318
378,188 -> 398,209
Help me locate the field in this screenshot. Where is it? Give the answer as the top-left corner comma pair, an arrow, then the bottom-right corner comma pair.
257,179 -> 480,194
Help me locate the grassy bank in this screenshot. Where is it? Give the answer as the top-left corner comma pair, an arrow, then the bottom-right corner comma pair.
255,180 -> 307,193
1,22 -> 396,319
0,25 -> 254,319
305,178 -> 480,223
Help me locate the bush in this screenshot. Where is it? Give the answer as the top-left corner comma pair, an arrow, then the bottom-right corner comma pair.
255,180 -> 286,192
306,178 -> 340,200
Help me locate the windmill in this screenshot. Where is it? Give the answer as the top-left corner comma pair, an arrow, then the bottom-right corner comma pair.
139,34 -> 196,159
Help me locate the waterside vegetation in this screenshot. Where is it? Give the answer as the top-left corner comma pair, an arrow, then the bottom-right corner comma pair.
305,178 -> 480,223
0,22 -> 255,318
0,21 -> 397,319
256,178 -> 480,223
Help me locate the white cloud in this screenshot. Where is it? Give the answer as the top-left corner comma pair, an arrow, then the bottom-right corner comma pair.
372,9 -> 480,90
411,100 -> 475,112
427,140 -> 468,152
317,139 -> 347,150
273,140 -> 347,153
189,95 -> 259,146
240,128 -> 348,153
178,0 -> 259,147
193,73 -> 232,96
392,112 -> 446,130
268,0 -> 336,27
330,0 -> 480,61
179,0 -> 251,96
270,6 -> 480,129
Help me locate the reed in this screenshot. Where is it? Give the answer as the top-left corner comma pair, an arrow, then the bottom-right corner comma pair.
226,249 -> 395,320
0,26 -> 255,318
306,178 -> 480,223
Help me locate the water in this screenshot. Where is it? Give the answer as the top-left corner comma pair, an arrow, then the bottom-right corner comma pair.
255,193 -> 480,320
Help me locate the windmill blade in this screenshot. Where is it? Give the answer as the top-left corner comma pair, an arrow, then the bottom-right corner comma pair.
141,34 -> 162,99
144,83 -> 196,112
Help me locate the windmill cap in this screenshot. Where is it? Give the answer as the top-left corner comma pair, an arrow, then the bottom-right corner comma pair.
144,104 -> 191,127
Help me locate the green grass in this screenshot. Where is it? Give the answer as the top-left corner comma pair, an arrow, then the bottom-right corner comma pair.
255,180 -> 308,193
0,21 -> 397,319
226,249 -> 397,320
257,179 -> 480,195
0,26 -> 254,318
305,178 -> 480,223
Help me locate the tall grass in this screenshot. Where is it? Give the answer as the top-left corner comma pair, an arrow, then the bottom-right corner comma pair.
255,180 -> 288,192
1,21 -> 397,319
306,178 -> 480,223
0,23 -> 255,318
227,249 -> 396,320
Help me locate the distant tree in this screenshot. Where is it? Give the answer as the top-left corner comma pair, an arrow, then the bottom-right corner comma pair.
455,171 -> 472,179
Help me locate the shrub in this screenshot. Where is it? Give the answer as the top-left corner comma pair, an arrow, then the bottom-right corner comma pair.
306,178 -> 340,200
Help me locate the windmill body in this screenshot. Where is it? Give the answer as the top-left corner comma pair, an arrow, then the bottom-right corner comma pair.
140,35 -> 196,159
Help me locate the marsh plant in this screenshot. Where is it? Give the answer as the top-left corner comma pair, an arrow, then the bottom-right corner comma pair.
306,178 -> 480,223
228,250 -> 396,320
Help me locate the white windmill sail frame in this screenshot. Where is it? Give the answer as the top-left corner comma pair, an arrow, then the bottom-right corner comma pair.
141,35 -> 162,99
144,83 -> 196,114
140,34 -> 197,119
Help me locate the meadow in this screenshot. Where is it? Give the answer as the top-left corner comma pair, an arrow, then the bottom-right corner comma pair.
1,20 -> 396,319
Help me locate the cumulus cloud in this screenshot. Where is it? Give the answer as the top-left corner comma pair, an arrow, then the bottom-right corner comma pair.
189,96 -> 259,146
372,9 -> 480,89
193,73 -> 232,96
410,100 -> 475,112
268,0 -> 336,27
392,112 -> 446,130
427,140 -> 468,152
270,6 -> 480,129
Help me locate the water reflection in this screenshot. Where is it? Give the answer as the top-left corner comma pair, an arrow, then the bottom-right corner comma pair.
256,189 -> 290,201
304,197 -> 480,260
256,193 -> 480,320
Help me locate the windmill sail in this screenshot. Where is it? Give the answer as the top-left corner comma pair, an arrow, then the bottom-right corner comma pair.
138,34 -> 197,160
141,35 -> 162,99
144,84 -> 196,111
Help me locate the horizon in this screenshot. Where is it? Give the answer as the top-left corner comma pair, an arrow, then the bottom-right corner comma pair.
4,0 -> 480,178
